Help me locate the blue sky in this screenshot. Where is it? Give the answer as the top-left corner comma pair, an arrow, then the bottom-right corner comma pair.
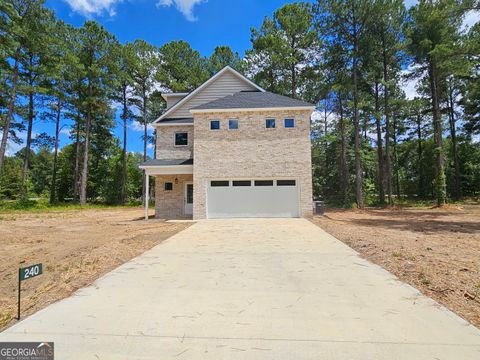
12,0 -> 304,158
8,0 -> 478,157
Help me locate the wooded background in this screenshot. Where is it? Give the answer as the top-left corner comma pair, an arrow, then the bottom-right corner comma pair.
0,0 -> 479,208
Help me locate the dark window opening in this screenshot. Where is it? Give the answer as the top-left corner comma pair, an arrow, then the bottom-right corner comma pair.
277,180 -> 296,186
284,118 -> 295,128
211,180 -> 229,187
210,120 -> 220,130
164,182 -> 173,191
255,180 -> 274,186
175,132 -> 188,146
266,119 -> 276,128
232,180 -> 251,186
229,119 -> 239,129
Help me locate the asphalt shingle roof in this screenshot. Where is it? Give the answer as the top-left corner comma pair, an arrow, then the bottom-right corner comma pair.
140,159 -> 193,167
192,91 -> 315,111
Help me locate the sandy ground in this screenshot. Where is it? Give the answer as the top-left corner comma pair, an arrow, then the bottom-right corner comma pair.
311,206 -> 480,328
0,207 -> 190,331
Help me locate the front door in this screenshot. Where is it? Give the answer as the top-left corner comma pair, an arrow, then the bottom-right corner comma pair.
184,183 -> 193,216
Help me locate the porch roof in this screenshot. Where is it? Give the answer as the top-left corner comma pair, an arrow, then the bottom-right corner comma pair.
139,159 -> 193,175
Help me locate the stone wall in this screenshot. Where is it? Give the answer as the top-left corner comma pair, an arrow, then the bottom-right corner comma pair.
155,125 -> 194,160
192,109 -> 313,219
154,174 -> 193,219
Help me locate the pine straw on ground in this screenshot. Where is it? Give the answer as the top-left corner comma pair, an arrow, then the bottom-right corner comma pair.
0,208 -> 191,331
311,206 -> 480,328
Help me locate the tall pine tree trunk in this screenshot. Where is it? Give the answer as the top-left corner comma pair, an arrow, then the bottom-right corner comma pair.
374,81 -> 385,204
338,96 -> 348,205
416,112 -> 425,198
392,113 -> 400,199
73,113 -> 81,200
382,37 -> 393,206
79,84 -> 92,206
50,98 -> 61,204
20,85 -> 35,200
0,53 -> 20,177
448,79 -> 461,200
121,85 -> 128,204
428,60 -> 446,206
142,90 -> 147,207
352,4 -> 364,208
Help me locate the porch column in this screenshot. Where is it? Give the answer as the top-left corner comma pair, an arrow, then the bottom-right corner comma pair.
144,172 -> 149,220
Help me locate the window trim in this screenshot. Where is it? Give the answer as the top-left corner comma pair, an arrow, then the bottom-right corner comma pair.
265,118 -> 276,129
173,132 -> 189,147
210,120 -> 221,130
228,119 -> 239,130
284,118 -> 295,129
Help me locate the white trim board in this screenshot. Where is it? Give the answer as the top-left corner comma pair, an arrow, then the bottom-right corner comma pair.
139,165 -> 193,175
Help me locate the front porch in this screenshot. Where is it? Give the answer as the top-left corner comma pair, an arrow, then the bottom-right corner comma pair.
140,159 -> 193,220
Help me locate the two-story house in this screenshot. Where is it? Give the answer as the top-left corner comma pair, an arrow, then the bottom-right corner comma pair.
140,66 -> 314,220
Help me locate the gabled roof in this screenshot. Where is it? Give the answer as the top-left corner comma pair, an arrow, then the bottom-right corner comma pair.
191,91 -> 315,112
154,66 -> 265,123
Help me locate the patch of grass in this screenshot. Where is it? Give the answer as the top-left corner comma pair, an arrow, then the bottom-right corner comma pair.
419,275 -> 431,286
392,251 -> 403,258
0,199 -> 149,214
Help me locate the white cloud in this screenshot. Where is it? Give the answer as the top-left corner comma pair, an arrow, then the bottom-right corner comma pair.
401,64 -> 423,100
462,10 -> 480,31
63,0 -> 122,17
156,0 -> 206,21
59,128 -> 71,136
403,0 -> 418,9
129,121 -> 154,132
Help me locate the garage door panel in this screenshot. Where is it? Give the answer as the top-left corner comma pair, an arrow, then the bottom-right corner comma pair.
207,180 -> 299,218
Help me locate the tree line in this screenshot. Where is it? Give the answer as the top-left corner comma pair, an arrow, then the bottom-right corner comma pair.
0,0 -> 479,208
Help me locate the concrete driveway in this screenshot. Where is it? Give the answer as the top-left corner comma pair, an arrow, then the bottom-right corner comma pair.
2,219 -> 480,359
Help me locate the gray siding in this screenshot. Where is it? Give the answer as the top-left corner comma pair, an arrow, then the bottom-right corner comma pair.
165,95 -> 186,110
167,71 -> 258,119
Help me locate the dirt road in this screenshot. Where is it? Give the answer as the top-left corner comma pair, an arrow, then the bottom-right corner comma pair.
0,207 -> 190,330
312,206 -> 480,327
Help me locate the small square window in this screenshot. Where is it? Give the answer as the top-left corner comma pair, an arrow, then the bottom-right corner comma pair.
255,180 -> 274,186
266,119 -> 276,129
211,180 -> 229,187
210,120 -> 220,130
284,119 -> 295,128
174,132 -> 188,146
277,180 -> 296,186
164,182 -> 173,191
232,180 -> 251,186
229,119 -> 238,130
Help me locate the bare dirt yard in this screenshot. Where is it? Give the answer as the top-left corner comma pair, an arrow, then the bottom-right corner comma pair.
312,206 -> 480,328
0,207 -> 190,331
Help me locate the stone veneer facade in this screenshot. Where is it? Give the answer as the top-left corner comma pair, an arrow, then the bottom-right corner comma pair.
154,174 -> 193,219
192,109 -> 313,219
155,125 -> 193,160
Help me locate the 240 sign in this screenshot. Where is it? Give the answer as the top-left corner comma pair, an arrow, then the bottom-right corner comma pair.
20,263 -> 43,281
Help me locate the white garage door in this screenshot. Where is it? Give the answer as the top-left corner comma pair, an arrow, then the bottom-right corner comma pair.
207,179 -> 299,218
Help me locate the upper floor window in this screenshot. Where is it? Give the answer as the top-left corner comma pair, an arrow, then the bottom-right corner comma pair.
229,119 -> 239,130
284,118 -> 295,128
174,132 -> 188,146
210,120 -> 220,130
266,119 -> 276,129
